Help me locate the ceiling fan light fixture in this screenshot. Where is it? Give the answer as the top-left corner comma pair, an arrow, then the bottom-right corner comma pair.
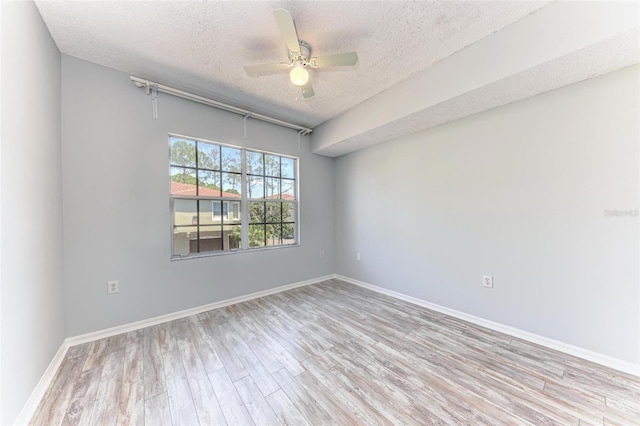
244,9 -> 358,98
289,62 -> 309,86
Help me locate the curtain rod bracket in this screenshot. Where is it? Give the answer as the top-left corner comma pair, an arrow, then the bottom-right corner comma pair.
151,84 -> 158,120
243,113 -> 252,139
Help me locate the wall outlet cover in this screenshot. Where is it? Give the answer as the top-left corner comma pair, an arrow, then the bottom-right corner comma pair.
483,275 -> 493,288
108,280 -> 119,294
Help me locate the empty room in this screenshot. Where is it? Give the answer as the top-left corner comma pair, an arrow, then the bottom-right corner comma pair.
1,1 -> 639,425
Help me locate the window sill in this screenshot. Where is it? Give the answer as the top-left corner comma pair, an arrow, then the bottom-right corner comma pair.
170,243 -> 300,261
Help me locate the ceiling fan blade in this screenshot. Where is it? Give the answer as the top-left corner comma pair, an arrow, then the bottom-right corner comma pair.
274,9 -> 301,55
301,82 -> 314,98
311,52 -> 358,68
244,63 -> 290,76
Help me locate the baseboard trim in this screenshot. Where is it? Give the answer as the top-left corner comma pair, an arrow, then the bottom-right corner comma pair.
15,273 -> 335,425
14,341 -> 70,425
66,274 -> 336,347
336,274 -> 640,377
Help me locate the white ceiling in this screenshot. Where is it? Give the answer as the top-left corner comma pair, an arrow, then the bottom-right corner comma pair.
35,1 -> 547,128
34,1 -> 639,157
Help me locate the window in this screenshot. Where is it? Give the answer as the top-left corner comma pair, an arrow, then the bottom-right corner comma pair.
170,135 -> 298,258
212,201 -> 229,220
246,151 -> 296,248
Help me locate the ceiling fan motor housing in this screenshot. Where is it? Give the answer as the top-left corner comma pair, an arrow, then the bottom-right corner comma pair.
288,40 -> 312,64
242,9 -> 358,98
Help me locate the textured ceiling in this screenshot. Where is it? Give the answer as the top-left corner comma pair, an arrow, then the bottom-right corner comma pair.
35,1 -> 547,128
310,1 -> 640,156
317,30 -> 640,157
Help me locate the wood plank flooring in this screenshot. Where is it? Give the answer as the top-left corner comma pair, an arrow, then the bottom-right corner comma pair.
30,279 -> 640,425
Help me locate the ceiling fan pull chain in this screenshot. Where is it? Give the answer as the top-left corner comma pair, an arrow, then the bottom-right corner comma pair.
151,84 -> 158,120
243,113 -> 252,138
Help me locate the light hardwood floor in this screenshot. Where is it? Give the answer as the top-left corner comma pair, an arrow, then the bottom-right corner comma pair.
30,279 -> 640,425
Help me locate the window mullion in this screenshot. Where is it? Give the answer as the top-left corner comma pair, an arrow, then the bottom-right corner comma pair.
241,149 -> 249,250
295,157 -> 299,245
195,141 -> 199,196
196,200 -> 201,253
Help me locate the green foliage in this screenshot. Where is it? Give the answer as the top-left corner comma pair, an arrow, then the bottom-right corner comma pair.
248,202 -> 294,245
249,225 -> 265,247
170,139 -> 196,167
171,173 -> 197,185
249,202 -> 264,223
282,223 -> 294,239
229,226 -> 242,249
197,144 -> 219,170
265,202 -> 281,223
170,139 -> 239,191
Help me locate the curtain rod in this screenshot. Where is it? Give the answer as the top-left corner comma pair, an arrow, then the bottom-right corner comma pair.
129,76 -> 313,135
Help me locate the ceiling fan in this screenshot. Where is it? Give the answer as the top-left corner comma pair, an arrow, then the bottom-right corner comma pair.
244,9 -> 359,98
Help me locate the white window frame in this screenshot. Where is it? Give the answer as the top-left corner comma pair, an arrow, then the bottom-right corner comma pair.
169,133 -> 299,259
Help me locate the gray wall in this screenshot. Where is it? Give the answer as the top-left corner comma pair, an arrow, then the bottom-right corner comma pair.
61,56 -> 334,336
0,2 -> 65,423
334,65 -> 639,365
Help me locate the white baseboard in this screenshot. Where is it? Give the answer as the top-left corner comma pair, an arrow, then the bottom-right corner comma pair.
15,273 -> 335,425
66,274 -> 336,347
336,274 -> 640,377
14,342 -> 70,425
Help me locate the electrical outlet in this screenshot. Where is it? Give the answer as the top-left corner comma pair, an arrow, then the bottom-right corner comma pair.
108,280 -> 119,294
482,275 -> 493,288
319,250 -> 324,258
357,253 -> 361,261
